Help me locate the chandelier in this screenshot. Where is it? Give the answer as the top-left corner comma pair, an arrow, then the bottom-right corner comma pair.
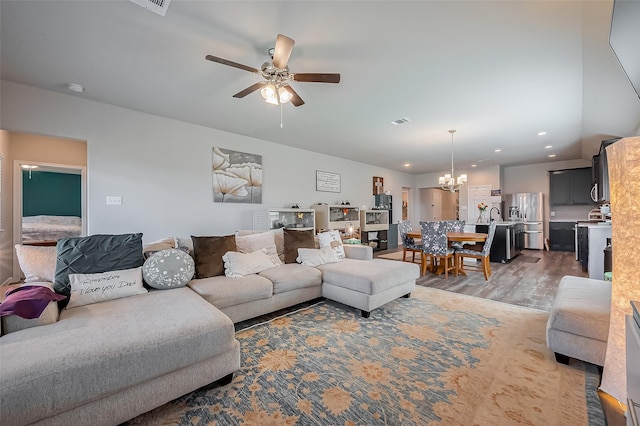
438,129 -> 467,193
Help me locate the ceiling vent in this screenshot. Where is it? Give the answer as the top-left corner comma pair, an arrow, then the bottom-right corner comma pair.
391,118 -> 411,126
129,0 -> 172,16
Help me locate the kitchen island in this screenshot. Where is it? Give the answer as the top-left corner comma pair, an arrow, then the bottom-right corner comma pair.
476,221 -> 524,263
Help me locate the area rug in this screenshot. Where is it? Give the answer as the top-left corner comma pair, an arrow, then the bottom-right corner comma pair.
127,287 -> 603,425
376,251 -> 408,261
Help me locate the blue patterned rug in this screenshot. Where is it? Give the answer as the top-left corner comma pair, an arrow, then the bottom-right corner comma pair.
128,286 -> 603,425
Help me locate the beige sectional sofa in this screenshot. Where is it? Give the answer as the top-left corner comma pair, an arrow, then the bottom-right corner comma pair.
0,230 -> 419,425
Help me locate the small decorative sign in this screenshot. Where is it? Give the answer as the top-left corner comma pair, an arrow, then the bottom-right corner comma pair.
373,176 -> 384,195
316,170 -> 341,193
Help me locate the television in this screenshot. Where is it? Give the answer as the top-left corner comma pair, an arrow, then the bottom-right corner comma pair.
610,0 -> 640,99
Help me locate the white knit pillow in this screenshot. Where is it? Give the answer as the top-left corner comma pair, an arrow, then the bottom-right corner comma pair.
222,249 -> 278,278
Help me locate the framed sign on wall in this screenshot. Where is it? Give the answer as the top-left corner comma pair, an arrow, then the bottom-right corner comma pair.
316,170 -> 341,193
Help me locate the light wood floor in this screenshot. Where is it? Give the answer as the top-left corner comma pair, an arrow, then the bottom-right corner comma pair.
375,248 -> 587,312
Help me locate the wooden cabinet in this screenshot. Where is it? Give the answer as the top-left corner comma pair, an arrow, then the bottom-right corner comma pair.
313,204 -> 360,233
549,167 -> 595,206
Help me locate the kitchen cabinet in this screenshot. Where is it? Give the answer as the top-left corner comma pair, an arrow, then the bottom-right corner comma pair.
549,167 -> 595,206
549,222 -> 576,252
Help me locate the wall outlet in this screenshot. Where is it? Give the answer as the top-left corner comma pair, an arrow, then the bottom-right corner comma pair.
106,196 -> 122,205
550,211 -> 555,217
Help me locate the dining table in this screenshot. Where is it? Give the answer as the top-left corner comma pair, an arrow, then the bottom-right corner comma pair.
406,231 -> 488,276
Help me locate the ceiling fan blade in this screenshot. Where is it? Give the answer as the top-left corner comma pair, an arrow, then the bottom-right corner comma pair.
233,82 -> 266,98
292,73 -> 341,83
283,86 -> 305,107
205,55 -> 259,74
272,34 -> 295,69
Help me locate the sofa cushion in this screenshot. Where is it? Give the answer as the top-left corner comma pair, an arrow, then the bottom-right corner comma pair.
317,258 -> 420,295
14,245 -> 57,283
283,228 -> 315,264
142,249 -> 195,289
258,263 -> 322,294
0,283 -> 61,335
54,233 -> 144,308
191,235 -> 236,278
187,274 -> 273,309
317,230 -> 346,259
222,249 -> 278,278
0,287 -> 236,426
235,231 -> 282,264
66,267 -> 148,309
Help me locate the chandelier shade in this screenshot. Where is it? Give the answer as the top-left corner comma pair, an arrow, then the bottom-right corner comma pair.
438,129 -> 467,193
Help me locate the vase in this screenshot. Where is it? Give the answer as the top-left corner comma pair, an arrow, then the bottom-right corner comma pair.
477,210 -> 487,223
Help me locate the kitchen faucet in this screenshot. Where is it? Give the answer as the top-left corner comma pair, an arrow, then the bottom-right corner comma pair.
490,207 -> 501,222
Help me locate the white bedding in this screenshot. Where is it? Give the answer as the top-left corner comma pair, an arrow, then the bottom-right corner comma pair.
22,215 -> 82,242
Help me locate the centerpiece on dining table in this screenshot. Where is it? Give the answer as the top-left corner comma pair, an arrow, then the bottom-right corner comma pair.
477,202 -> 488,223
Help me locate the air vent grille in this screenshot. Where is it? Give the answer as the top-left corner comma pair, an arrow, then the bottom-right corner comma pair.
129,0 -> 172,16
391,118 -> 411,126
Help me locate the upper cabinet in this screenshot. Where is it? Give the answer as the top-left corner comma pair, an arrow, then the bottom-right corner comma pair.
549,167 -> 595,206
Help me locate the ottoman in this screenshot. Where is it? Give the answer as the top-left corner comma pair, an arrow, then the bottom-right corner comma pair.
546,275 -> 612,366
317,258 -> 420,317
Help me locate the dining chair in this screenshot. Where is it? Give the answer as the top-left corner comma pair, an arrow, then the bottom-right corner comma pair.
454,221 -> 497,280
420,221 -> 455,278
398,220 -> 423,263
445,220 -> 466,249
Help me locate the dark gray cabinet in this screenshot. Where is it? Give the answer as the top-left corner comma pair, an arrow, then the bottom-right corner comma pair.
549,167 -> 595,206
549,222 -> 576,252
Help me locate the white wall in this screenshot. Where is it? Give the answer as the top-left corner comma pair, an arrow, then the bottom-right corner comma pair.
0,81 -> 415,242
0,130 -> 11,283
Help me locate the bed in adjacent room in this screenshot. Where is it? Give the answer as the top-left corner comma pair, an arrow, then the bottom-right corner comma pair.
22,215 -> 82,244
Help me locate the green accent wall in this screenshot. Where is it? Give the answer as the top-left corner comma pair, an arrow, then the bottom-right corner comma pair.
23,170 -> 81,217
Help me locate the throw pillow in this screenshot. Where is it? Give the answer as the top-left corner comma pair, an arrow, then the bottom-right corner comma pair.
296,247 -> 341,267
317,230 -> 346,259
283,228 -> 316,264
66,267 -> 147,309
54,233 -> 144,308
14,245 -> 57,283
0,285 -> 66,319
191,235 -> 237,278
142,237 -> 176,259
235,231 -> 282,265
142,249 -> 195,289
222,249 -> 278,278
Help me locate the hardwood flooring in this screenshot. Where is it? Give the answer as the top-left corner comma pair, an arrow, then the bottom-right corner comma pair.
375,248 -> 587,311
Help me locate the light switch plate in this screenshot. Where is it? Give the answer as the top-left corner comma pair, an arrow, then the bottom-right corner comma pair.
106,196 -> 122,205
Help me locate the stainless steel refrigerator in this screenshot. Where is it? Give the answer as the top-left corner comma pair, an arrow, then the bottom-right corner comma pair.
502,192 -> 545,249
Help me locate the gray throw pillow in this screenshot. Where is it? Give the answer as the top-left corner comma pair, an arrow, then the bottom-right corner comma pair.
142,249 -> 195,289
54,233 -> 144,308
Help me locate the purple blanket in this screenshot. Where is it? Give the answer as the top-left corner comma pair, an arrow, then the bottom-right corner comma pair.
0,286 -> 66,319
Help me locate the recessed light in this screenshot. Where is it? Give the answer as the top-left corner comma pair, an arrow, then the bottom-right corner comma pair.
545,145 -> 553,149
403,163 -> 411,168
548,154 -> 556,158
494,149 -> 501,153
67,83 -> 85,93
537,131 -> 547,136
471,164 -> 477,168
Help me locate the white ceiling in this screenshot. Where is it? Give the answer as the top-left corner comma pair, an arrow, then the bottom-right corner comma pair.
2,0 -> 639,175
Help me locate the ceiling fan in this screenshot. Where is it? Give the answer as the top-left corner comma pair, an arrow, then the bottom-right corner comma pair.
205,34 -> 340,107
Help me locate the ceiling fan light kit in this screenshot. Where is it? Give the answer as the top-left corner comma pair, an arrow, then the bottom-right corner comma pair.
205,33 -> 340,109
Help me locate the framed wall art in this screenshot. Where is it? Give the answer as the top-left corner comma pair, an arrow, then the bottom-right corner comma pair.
316,170 -> 341,193
212,147 -> 262,203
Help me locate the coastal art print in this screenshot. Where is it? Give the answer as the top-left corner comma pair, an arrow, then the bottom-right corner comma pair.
212,148 -> 262,203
